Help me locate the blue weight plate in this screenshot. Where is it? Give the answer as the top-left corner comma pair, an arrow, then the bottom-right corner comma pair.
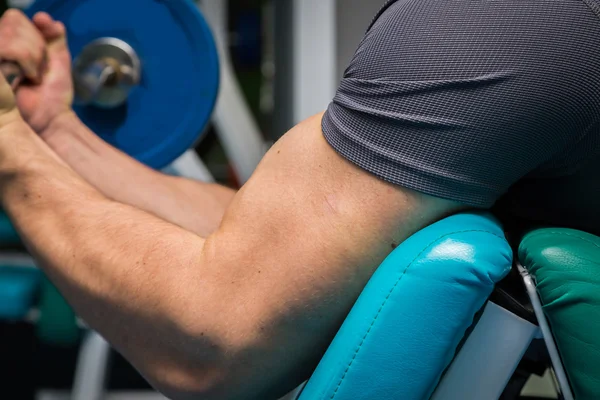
26,0 -> 219,169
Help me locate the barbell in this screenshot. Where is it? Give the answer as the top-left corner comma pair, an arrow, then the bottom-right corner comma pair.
3,0 -> 220,169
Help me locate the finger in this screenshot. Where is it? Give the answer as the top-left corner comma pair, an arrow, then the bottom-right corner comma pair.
12,45 -> 45,83
1,43 -> 45,83
34,13 -> 66,43
0,10 -> 47,82
17,28 -> 47,82
0,61 -> 22,90
32,12 -> 55,34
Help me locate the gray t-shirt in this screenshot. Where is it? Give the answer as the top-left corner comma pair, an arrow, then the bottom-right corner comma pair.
322,0 -> 600,235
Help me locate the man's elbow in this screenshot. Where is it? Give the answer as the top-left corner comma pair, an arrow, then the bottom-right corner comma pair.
143,329 -> 266,400
149,368 -> 227,400
147,335 -> 304,400
143,351 -> 258,400
148,360 -> 271,400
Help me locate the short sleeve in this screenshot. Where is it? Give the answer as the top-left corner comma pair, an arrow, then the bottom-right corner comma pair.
322,0 -> 600,207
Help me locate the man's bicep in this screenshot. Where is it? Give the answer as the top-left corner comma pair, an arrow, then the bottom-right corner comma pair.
204,113 -> 463,398
217,113 -> 462,288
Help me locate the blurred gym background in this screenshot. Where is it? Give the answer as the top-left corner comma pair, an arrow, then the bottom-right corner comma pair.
0,0 -> 386,398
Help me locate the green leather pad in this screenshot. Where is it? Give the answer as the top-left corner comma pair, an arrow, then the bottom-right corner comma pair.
519,228 -> 600,400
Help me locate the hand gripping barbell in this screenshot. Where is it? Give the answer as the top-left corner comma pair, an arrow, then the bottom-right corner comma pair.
2,0 -> 219,169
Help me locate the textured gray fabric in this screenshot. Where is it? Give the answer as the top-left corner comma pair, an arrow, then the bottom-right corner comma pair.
322,0 -> 600,235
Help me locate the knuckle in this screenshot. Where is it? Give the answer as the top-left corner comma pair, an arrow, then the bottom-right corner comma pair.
1,44 -> 19,59
3,8 -> 25,22
10,47 -> 29,62
0,25 -> 15,37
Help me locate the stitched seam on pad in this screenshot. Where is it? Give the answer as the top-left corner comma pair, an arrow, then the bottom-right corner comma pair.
523,231 -> 600,251
329,229 -> 504,399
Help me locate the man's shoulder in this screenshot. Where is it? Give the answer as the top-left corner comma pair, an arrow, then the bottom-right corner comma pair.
366,0 -> 400,32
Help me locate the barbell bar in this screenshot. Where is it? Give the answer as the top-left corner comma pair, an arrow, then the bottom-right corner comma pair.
3,37 -> 141,108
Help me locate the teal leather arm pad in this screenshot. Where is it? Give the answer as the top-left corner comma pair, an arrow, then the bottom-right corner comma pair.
519,228 -> 600,399
0,265 -> 41,320
299,212 -> 512,400
0,212 -> 21,246
0,213 -> 36,320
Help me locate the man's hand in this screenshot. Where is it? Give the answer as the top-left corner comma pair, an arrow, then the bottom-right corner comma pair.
0,9 -> 45,127
15,12 -> 73,133
0,9 -> 71,132
0,9 -> 47,85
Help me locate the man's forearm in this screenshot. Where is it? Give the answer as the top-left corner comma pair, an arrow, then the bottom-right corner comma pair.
0,124 -> 224,395
41,112 -> 236,236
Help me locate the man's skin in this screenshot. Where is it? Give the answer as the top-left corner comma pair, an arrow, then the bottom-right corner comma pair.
0,10 -> 464,400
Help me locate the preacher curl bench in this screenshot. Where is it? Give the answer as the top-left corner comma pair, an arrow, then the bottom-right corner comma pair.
292,212 -> 600,400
